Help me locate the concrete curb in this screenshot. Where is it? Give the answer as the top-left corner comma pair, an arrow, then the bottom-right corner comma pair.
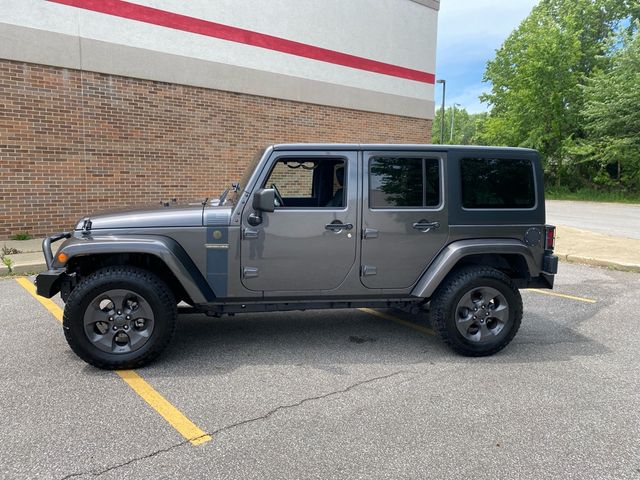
0,251 -> 46,275
553,225 -> 640,273
1,238 -> 46,275
0,260 -> 46,275
1,238 -> 43,254
554,253 -> 640,273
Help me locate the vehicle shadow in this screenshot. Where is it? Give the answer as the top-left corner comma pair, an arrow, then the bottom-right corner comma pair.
130,304 -> 609,378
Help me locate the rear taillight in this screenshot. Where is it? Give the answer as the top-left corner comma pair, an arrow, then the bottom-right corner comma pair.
544,225 -> 556,251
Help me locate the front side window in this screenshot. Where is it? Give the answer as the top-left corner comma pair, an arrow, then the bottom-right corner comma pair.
460,158 -> 535,209
266,160 -> 314,198
264,158 -> 346,208
369,157 -> 440,208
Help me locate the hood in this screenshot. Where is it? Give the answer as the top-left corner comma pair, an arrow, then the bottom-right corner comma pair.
75,202 -> 209,230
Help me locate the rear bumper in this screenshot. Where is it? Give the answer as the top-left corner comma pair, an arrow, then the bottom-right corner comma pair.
35,269 -> 66,298
524,253 -> 558,289
543,253 -> 559,275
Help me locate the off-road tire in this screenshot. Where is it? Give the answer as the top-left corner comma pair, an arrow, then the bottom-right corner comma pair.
429,266 -> 522,357
63,266 -> 177,369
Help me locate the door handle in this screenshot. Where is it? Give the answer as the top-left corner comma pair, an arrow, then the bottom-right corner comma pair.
325,222 -> 353,231
412,220 -> 440,232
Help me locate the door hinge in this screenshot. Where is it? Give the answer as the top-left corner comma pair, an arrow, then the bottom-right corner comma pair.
243,267 -> 259,279
361,265 -> 377,276
362,228 -> 379,239
243,228 -> 259,239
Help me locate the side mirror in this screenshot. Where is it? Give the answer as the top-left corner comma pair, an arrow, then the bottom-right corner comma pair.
248,189 -> 275,226
252,188 -> 275,213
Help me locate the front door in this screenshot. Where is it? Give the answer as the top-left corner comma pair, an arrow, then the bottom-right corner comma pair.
241,151 -> 358,292
360,151 -> 449,289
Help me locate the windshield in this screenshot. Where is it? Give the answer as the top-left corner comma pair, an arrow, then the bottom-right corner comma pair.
229,148 -> 266,205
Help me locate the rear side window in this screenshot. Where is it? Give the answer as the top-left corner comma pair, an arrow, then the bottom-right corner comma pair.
460,158 -> 535,209
369,157 -> 440,208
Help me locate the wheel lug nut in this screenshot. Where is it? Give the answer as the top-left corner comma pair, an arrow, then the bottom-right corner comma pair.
124,325 -> 129,330
482,305 -> 485,309
112,326 -> 117,331
474,307 -> 478,312
473,316 -> 477,320
109,317 -> 113,321
485,311 -> 489,316
117,311 -> 122,315
126,315 -> 131,320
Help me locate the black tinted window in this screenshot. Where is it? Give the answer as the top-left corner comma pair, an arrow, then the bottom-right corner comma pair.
461,158 -> 535,209
369,157 -> 440,208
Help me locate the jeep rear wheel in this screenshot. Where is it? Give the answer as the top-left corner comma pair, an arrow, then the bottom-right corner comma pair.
63,266 -> 177,369
429,266 -> 522,356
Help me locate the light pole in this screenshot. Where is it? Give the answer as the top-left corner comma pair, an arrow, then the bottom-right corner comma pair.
450,102 -> 461,143
436,79 -> 446,144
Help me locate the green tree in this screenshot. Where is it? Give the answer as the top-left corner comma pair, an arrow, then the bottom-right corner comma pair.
575,27 -> 640,191
432,107 -> 488,145
481,0 -> 638,186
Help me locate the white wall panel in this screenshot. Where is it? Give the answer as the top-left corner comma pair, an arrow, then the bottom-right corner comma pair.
0,0 -> 438,118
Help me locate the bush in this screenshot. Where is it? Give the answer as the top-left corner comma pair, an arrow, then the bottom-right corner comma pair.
10,233 -> 32,241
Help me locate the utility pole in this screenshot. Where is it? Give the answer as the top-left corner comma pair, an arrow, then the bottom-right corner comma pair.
436,79 -> 446,144
450,103 -> 461,143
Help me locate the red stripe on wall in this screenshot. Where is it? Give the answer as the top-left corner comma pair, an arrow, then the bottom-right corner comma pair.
46,0 -> 435,85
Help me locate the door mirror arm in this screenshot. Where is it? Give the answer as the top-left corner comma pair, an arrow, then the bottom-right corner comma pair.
248,212 -> 262,226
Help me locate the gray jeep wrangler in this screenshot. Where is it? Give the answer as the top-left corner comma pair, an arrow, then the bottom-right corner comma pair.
36,144 -> 558,369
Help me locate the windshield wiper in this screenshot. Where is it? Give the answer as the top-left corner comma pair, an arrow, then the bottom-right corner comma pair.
218,183 -> 240,206
218,188 -> 230,205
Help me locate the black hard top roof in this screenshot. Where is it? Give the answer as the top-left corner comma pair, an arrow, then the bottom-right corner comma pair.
272,143 -> 537,153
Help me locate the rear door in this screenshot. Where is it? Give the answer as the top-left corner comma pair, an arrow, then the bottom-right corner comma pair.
360,151 -> 449,289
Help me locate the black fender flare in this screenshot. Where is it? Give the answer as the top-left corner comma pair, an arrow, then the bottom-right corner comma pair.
411,239 -> 540,298
54,235 -> 214,304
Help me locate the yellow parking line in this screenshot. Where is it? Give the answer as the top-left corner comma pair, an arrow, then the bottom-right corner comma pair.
116,370 -> 211,446
359,308 -> 436,336
527,288 -> 596,304
15,277 -> 211,446
16,277 -> 63,322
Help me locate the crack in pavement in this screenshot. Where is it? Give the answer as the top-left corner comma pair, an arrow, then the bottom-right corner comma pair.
58,437 -> 198,480
207,369 -> 410,437
58,370 -> 410,479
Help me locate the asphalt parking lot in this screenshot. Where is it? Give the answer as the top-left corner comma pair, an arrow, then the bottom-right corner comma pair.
1,262 -> 639,480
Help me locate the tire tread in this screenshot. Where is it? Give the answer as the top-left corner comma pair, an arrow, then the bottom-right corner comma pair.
63,266 -> 177,369
429,266 -> 522,357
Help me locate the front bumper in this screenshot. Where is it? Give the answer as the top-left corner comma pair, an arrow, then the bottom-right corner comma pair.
35,231 -> 72,298
42,231 -> 72,270
35,268 -> 66,298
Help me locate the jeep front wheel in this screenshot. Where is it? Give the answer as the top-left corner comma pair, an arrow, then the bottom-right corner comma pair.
429,266 -> 522,356
63,266 -> 177,369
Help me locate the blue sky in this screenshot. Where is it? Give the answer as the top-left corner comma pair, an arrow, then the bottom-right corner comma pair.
434,0 -> 539,113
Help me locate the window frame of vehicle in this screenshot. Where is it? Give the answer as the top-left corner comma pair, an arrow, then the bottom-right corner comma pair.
262,156 -> 348,210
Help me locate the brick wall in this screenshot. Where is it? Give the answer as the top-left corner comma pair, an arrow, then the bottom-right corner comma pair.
267,162 -> 315,197
0,59 -> 431,238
